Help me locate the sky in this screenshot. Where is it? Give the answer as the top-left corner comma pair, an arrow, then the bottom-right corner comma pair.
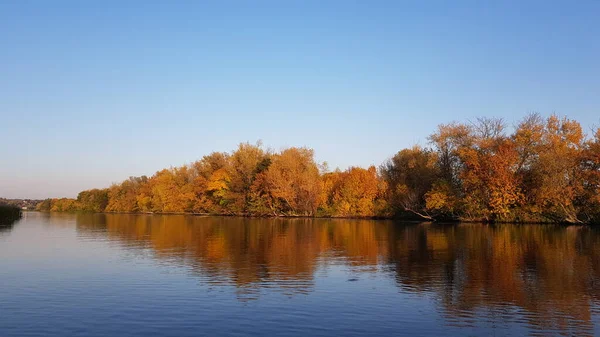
1,0 -> 599,199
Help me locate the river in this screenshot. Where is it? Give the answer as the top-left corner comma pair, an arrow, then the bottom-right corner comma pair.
1,212 -> 599,336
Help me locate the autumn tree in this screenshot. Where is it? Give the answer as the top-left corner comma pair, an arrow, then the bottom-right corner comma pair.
530,115 -> 585,223
262,147 -> 322,216
579,127 -> 600,223
149,167 -> 196,213
381,146 -> 439,220
77,188 -> 109,212
428,122 -> 474,190
135,176 -> 153,212
106,176 -> 149,213
226,142 -> 270,214
324,166 -> 382,217
424,180 -> 460,217
319,170 -> 342,216
425,122 -> 474,218
49,198 -> 79,212
192,152 -> 231,213
35,199 -> 52,212
457,118 -> 523,221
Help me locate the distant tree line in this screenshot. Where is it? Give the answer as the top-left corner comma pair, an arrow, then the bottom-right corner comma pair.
36,114 -> 600,224
0,198 -> 43,210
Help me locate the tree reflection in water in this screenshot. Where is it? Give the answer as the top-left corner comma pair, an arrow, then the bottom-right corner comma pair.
75,214 -> 600,334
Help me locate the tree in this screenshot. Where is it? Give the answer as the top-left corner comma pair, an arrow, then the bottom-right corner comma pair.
458,119 -> 523,221
106,176 -> 148,213
36,199 -> 52,212
381,146 -> 439,219
226,142 -> 269,214
149,167 -> 196,213
530,115 -> 585,223
263,147 -> 322,215
428,122 -> 474,190
579,127 -> 600,223
192,152 -> 231,213
49,198 -> 79,212
77,188 -> 109,212
324,166 -> 381,217
425,180 -> 459,216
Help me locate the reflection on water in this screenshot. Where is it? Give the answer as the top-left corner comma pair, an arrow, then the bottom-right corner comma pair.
0,221 -> 16,234
73,214 -> 600,334
0,214 -> 21,234
2,212 -> 600,336
76,214 -> 392,299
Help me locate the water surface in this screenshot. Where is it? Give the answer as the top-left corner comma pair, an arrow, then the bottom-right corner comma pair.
1,212 -> 600,336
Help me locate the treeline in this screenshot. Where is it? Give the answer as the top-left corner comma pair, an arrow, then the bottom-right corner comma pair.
0,198 -> 42,210
37,114 -> 600,224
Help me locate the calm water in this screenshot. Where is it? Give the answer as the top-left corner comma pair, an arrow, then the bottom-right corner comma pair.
1,213 -> 600,336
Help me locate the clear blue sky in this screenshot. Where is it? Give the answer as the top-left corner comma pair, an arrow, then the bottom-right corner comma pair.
1,1 -> 599,199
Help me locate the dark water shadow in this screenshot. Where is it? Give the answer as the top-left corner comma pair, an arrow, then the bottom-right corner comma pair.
0,215 -> 21,234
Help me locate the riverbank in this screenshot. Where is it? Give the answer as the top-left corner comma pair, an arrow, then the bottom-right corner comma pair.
0,204 -> 22,226
34,210 -> 598,225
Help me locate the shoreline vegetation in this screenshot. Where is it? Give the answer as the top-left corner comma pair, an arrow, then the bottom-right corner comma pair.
35,114 -> 600,225
0,204 -> 22,227
26,211 -> 590,226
